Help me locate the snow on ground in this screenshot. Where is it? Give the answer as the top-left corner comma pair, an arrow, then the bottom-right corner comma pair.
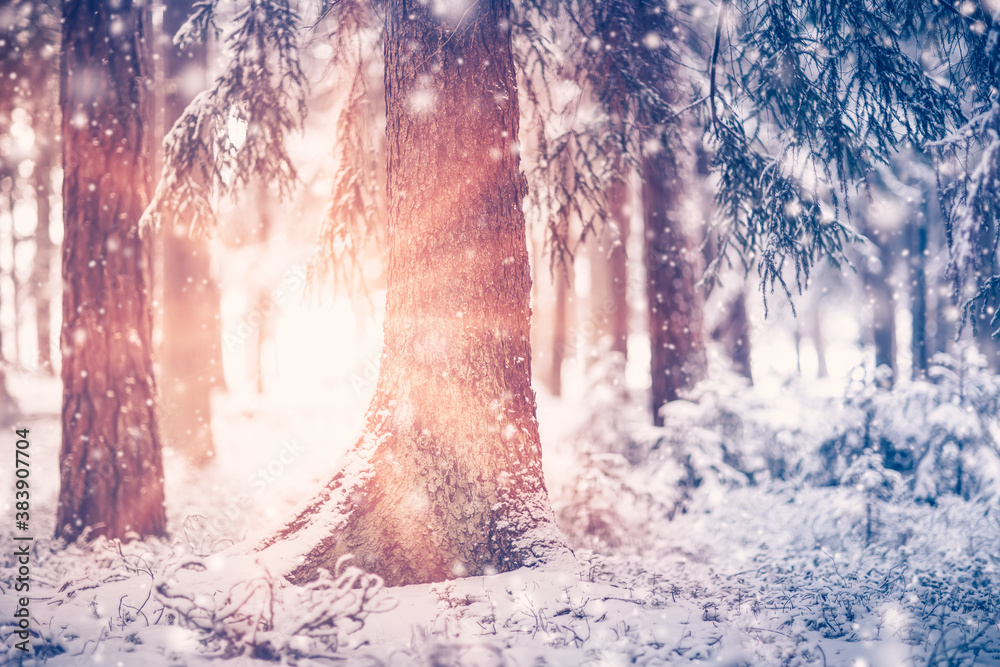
2,362 -> 1000,666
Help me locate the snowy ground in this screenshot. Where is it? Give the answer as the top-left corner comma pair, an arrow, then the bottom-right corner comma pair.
2,359 -> 1000,666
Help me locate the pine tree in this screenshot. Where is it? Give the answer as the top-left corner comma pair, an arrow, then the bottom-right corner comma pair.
260,0 -> 573,585
706,0 -> 996,326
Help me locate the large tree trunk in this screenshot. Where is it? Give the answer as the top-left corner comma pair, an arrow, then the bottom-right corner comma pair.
56,0 -> 166,541
264,0 -> 572,586
158,0 -> 220,465
642,150 -> 705,426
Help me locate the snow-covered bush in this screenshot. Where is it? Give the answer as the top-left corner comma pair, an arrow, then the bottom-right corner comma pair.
155,554 -> 393,661
817,346 -> 1000,504
556,359 -> 764,552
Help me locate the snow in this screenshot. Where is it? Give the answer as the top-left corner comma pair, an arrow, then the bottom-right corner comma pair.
4,344 -> 1000,665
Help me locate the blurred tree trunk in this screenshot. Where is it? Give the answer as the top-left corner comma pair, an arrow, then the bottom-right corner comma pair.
636,2 -> 705,426
8,188 -> 22,368
56,0 -> 166,541
247,180 -> 273,394
268,0 -> 572,586
909,212 -> 928,379
813,310 -> 828,379
158,0 -> 221,466
587,166 -> 630,363
700,165 -> 752,384
972,217 -> 1000,371
642,148 -> 705,426
32,139 -> 55,374
589,9 -> 631,366
712,289 -> 752,382
0,272 -> 19,424
550,263 -> 568,396
862,218 -> 896,386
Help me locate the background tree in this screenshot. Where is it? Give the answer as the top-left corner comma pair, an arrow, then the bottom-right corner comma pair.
6,0 -> 61,376
859,205 -> 898,385
158,0 -> 223,465
706,0 -> 995,328
56,0 -> 165,540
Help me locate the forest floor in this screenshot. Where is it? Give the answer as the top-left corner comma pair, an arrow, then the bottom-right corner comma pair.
1,366 -> 999,666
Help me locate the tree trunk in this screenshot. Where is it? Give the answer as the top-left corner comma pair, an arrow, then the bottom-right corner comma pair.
550,263 -> 568,396
862,220 -> 896,386
247,180 -> 273,394
972,217 -> 1000,371
157,0 -> 220,465
814,309 -> 828,379
909,213 -> 928,379
642,149 -> 705,426
56,0 -> 166,541
0,266 -> 19,424
869,277 -> 896,382
8,189 -> 22,368
33,141 -> 55,374
264,0 -> 572,586
718,289 -> 752,382
587,168 -> 630,362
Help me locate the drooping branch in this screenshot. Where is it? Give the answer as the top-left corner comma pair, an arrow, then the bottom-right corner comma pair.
143,0 -> 309,236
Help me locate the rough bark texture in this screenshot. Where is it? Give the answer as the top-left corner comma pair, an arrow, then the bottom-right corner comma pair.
642,150 -> 706,426
56,0 -> 166,540
266,0 -> 572,586
158,0 -> 220,465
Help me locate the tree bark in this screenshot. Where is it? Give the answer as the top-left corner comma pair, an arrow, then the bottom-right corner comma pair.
264,0 -> 572,586
56,0 -> 166,541
642,149 -> 705,426
158,0 -> 220,465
